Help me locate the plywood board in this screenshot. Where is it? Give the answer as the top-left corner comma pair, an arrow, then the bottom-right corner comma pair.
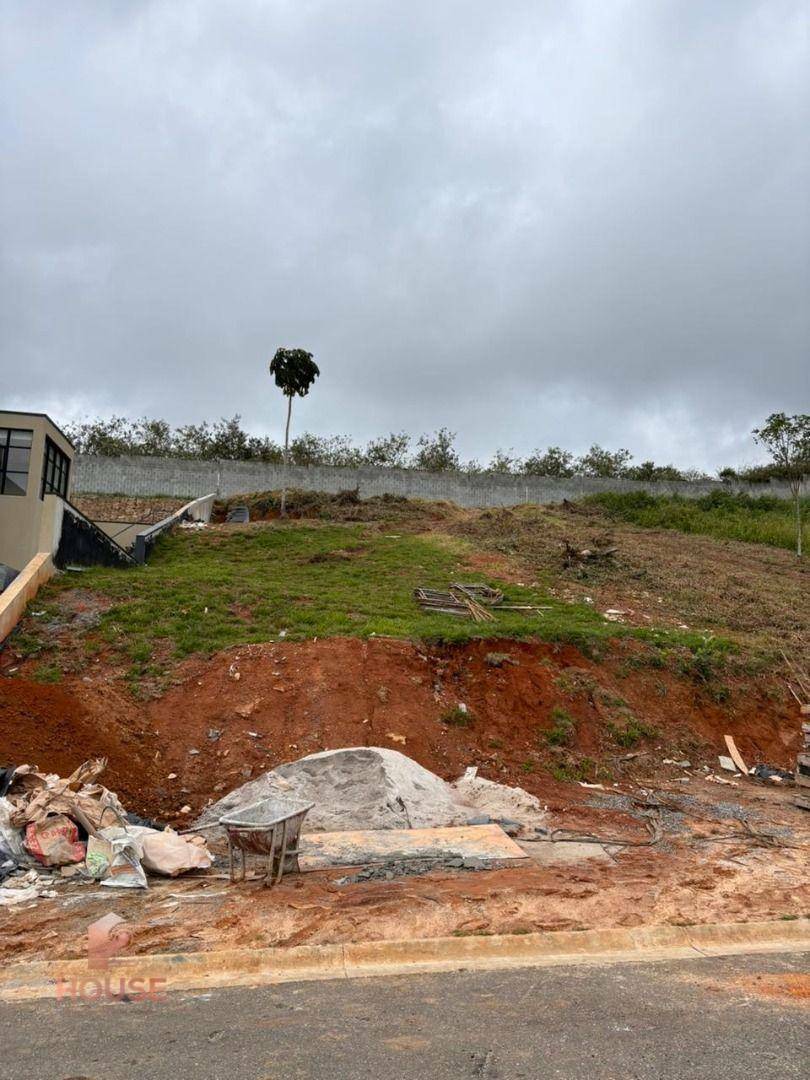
299,824 -> 527,870
724,735 -> 749,776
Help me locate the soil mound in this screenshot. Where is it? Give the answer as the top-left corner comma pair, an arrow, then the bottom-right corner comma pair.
198,747 -> 474,834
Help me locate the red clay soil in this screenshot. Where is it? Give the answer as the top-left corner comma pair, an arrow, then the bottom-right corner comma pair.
2,806 -> 808,963
0,679 -> 155,804
0,636 -> 800,823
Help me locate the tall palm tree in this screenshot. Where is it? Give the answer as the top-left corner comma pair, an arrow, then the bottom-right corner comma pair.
269,347 -> 320,516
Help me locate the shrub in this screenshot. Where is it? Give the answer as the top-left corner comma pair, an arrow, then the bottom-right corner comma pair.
607,716 -> 657,748
544,706 -> 576,746
441,706 -> 472,727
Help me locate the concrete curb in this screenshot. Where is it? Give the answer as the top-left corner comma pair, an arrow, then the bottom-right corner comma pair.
1,919 -> 807,1002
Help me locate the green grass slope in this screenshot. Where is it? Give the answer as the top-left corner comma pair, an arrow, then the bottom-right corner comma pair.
586,489 -> 807,551
23,524 -> 727,683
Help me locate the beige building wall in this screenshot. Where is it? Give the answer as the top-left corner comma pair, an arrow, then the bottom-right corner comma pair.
0,411 -> 75,573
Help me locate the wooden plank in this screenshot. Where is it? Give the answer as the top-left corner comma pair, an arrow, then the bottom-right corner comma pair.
724,735 -> 749,776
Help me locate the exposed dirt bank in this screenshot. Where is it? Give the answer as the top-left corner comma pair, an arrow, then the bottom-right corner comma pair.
1,636 -> 800,824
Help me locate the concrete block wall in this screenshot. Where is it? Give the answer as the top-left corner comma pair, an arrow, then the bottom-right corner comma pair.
71,455 -> 799,508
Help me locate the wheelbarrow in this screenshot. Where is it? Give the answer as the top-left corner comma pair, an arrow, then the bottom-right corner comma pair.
219,796 -> 314,887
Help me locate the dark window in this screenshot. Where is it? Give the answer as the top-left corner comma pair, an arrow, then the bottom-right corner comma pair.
0,428 -> 32,496
41,436 -> 70,500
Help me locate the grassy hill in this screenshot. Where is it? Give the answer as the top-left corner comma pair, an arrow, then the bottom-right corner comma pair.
586,489 -> 807,551
9,490 -> 807,697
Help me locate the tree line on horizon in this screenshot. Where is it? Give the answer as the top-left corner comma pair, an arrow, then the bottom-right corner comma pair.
63,413 -> 798,484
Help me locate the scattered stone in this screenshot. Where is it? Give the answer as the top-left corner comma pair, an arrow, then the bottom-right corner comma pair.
494,818 -> 522,837
207,729 -> 221,742
334,854 -> 496,885
484,653 -> 518,668
235,700 -> 259,718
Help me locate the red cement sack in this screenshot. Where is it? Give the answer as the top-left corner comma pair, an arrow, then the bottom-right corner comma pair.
24,815 -> 86,867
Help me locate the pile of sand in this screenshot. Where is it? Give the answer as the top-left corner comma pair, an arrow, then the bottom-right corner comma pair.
197,747 -> 548,836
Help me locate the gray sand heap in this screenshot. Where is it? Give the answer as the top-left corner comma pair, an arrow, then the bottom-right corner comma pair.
197,747 -> 548,837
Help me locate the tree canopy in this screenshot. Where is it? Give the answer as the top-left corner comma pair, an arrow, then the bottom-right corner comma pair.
269,348 -> 320,398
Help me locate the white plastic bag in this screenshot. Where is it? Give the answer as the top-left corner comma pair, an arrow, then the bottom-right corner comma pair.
0,797 -> 27,862
97,827 -> 147,889
127,826 -> 213,876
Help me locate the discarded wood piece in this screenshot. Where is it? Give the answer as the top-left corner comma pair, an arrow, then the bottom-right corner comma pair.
450,585 -> 495,623
723,735 -> 749,776
449,583 -> 504,606
782,649 -> 810,700
414,578 -> 557,622
561,540 -> 617,568
414,582 -> 550,620
415,583 -> 500,620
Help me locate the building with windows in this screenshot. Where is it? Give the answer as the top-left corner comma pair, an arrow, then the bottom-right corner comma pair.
0,411 -> 75,577
0,409 -> 212,637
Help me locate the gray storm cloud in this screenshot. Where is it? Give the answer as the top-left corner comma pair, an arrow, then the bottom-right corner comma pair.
1,0 -> 808,470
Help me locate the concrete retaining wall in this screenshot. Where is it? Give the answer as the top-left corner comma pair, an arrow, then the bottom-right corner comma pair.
133,492 -> 216,563
72,455 -> 799,508
0,552 -> 54,642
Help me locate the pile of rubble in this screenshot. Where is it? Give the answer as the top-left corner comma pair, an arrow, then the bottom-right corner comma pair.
0,758 -> 212,905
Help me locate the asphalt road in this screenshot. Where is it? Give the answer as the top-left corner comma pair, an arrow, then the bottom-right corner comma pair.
1,952 -> 807,1079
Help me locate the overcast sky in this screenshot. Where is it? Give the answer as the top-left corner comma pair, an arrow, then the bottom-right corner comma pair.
2,1 -> 808,471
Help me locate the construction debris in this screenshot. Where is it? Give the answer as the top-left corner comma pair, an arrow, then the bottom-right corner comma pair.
603,608 -> 633,622
723,734 -> 749,776
782,649 -> 810,790
561,539 -> 617,568
706,773 -> 738,787
0,759 -> 213,900
414,582 -> 546,620
24,815 -> 85,867
5,758 -> 127,833
750,764 -> 794,784
414,583 -> 502,620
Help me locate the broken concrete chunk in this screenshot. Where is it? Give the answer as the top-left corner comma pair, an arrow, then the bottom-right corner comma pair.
494,817 -> 522,837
